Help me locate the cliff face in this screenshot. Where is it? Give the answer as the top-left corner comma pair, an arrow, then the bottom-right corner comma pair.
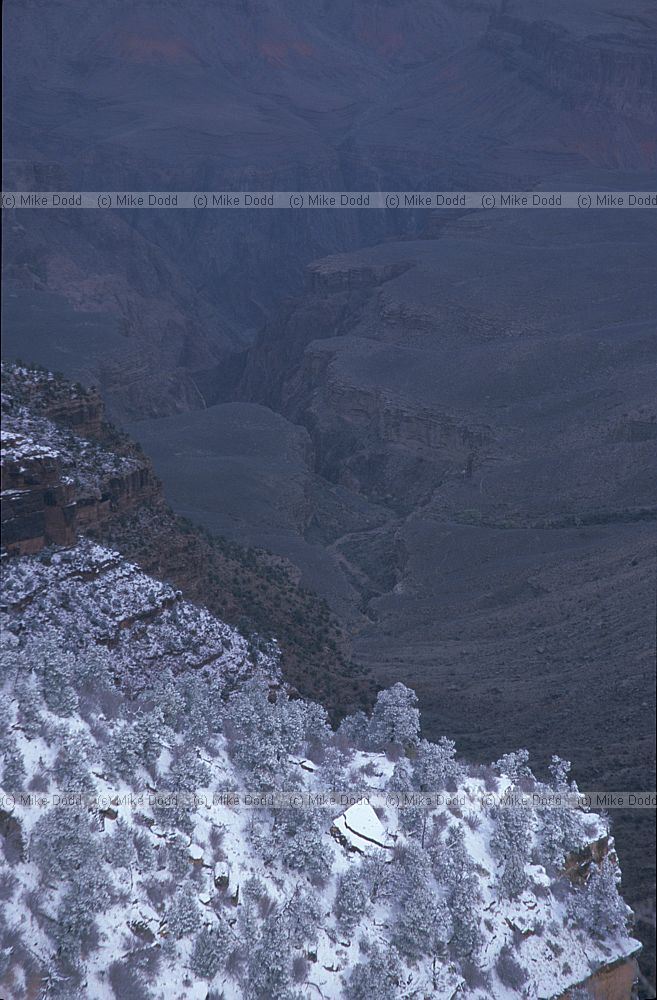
484,3 -> 657,126
1,366 -> 159,556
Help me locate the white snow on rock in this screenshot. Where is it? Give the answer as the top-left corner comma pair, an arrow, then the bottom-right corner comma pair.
332,800 -> 395,853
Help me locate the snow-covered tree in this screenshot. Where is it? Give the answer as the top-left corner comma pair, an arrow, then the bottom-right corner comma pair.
168,747 -> 211,792
54,879 -> 99,965
148,670 -> 186,731
299,701 -> 333,754
105,708 -> 171,780
317,745 -> 347,792
568,856 -> 628,937
369,683 -> 420,750
166,881 -> 201,939
343,943 -> 402,1000
449,872 -> 483,958
14,671 -> 44,739
361,852 -> 395,904
490,796 -> 533,898
413,737 -> 462,791
133,828 -> 157,872
284,886 -> 322,948
392,842 -> 452,960
104,721 -> 143,781
190,921 -> 231,979
388,758 -> 423,837
277,808 -> 332,878
537,756 -> 587,868
431,825 -> 482,958
337,710 -> 370,750
225,676 -> 305,785
246,916 -> 293,1000
335,867 -> 370,934
30,807 -> 102,882
40,647 -> 79,717
1,735 -> 26,791
53,731 -> 95,793
493,749 -> 533,783
72,647 -> 113,692
174,672 -> 216,748
105,818 -> 136,870
165,832 -> 192,879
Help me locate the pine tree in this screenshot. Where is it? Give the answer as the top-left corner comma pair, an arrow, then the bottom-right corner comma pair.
449,874 -> 482,958
176,672 -> 214,748
1,735 -> 26,791
393,886 -> 452,960
225,676 -> 306,785
335,867 -> 370,934
15,671 -> 44,739
537,756 -> 586,868
106,818 -> 136,869
413,737 -> 462,791
40,647 -> 79,717
343,943 -> 402,1000
166,832 -> 192,879
284,886 -> 322,947
493,749 -> 532,783
490,797 -> 533,898
169,747 -> 211,792
54,879 -> 98,965
388,758 -> 423,837
166,881 -> 201,939
72,647 -> 113,691
53,731 -> 95,793
278,808 -> 331,878
246,916 -> 293,1000
336,711 -> 370,750
190,922 -> 231,979
392,842 -> 452,959
148,669 -> 186,730
317,745 -> 346,793
369,683 -> 420,750
105,721 -> 142,780
568,856 -> 628,937
431,825 -> 482,958
133,708 -> 171,769
30,807 -> 102,881
134,828 -> 157,872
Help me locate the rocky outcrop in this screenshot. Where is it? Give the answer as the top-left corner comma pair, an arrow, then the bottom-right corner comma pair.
483,5 -> 657,127
306,257 -> 413,294
1,366 -> 159,556
1,436 -> 77,555
1,439 -> 159,556
557,955 -> 639,1000
564,834 -> 617,886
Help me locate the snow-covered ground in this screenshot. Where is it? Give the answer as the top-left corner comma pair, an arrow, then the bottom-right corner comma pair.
0,542 -> 641,1000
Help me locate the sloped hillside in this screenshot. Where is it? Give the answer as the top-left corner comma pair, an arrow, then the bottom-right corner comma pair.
0,363 -> 372,717
0,541 -> 641,999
